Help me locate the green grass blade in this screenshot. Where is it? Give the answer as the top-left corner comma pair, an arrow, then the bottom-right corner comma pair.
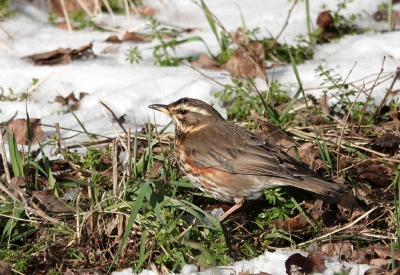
201,0 -> 221,49
108,180 -> 150,273
132,227 -> 149,273
39,146 -> 57,197
279,87 -> 302,122
286,42 -> 310,113
6,128 -> 24,177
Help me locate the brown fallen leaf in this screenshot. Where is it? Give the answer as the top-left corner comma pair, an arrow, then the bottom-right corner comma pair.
122,32 -> 152,42
364,267 -> 389,275
222,46 -> 266,79
57,21 -> 74,30
33,190 -> 76,213
191,54 -> 221,70
22,43 -> 96,66
270,213 -> 309,231
320,240 -> 353,260
136,5 -> 158,16
49,0 -> 102,17
373,133 -> 400,152
54,92 -> 88,111
351,246 -> 375,264
105,35 -> 122,43
7,118 -> 44,145
351,164 -> 392,187
370,258 -> 393,270
285,251 -> 325,275
373,244 -> 400,260
106,216 -> 119,235
316,11 -> 338,42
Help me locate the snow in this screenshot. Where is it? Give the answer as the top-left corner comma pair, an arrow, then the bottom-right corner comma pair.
0,0 -> 398,274
112,250 -> 370,275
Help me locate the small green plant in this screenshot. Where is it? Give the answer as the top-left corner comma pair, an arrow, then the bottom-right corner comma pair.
48,12 -> 58,25
0,0 -> 15,18
258,188 -> 294,225
147,18 -> 210,66
68,11 -> 97,30
200,0 -> 233,63
126,46 -> 143,64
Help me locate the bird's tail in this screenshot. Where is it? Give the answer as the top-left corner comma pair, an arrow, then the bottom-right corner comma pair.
285,176 -> 342,197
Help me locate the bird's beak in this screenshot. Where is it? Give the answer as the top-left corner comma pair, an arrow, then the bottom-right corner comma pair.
148,104 -> 171,115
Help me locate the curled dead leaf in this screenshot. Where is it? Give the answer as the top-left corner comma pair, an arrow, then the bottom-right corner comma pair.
222,46 -> 266,79
285,251 -> 325,275
122,32 -> 152,42
33,190 -> 76,213
136,5 -> 158,16
191,54 -> 221,70
7,118 -> 44,145
316,11 -> 338,42
22,43 -> 96,66
105,35 -> 122,43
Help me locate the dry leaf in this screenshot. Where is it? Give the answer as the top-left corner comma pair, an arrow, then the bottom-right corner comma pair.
222,46 -> 266,79
316,11 -> 338,41
33,190 -> 76,213
49,0 -> 102,17
57,21 -> 74,30
54,92 -> 87,111
373,244 -> 400,260
106,216 -> 119,235
191,54 -> 221,70
136,5 -> 158,16
105,35 -> 122,43
364,268 -> 389,275
122,32 -> 152,42
370,258 -> 393,270
285,251 -> 325,275
270,213 -> 309,231
22,43 -> 96,66
320,241 -> 353,260
7,118 -> 44,145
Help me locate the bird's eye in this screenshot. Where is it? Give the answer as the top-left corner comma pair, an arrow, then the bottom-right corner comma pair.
178,109 -> 188,115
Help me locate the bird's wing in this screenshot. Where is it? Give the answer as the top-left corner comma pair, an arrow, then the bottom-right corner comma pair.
183,125 -> 314,181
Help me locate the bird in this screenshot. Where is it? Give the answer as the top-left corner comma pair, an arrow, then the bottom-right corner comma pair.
149,98 -> 341,221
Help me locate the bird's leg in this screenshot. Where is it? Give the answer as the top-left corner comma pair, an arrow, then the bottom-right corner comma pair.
218,198 -> 244,222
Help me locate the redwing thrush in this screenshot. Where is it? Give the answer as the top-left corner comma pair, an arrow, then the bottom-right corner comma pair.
149,98 -> 341,221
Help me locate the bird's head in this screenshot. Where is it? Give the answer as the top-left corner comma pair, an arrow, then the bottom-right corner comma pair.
149,98 -> 224,134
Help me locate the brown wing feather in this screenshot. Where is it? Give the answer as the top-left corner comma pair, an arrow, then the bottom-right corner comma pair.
183,122 -> 316,181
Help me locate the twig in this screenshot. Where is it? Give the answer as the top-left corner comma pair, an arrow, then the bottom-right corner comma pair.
0,23 -> 14,40
102,0 -> 116,21
112,139 -> 118,196
0,130 -> 11,183
357,57 -> 385,131
376,67 -> 400,115
298,207 -> 377,246
267,0 -> 298,51
336,83 -> 366,174
158,0 -> 177,21
0,39 -> 21,56
99,101 -> 128,135
123,0 -> 132,30
98,101 -> 127,150
59,0 -> 73,33
76,0 -> 93,16
20,72 -> 53,101
185,63 -> 224,87
127,0 -> 139,16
